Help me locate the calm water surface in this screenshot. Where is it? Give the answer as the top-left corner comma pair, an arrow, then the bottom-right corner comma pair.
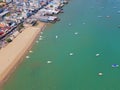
2,0 -> 120,90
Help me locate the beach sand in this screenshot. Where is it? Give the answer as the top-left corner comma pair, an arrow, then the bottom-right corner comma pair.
0,22 -> 46,84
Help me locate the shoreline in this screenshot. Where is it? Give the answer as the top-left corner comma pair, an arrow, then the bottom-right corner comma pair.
0,22 -> 46,85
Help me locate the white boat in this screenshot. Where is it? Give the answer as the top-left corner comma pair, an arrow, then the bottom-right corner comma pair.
96,54 -> 100,57
26,56 -> 30,59
40,35 -> 42,38
39,16 -> 60,23
74,32 -> 78,35
47,61 -> 52,64
106,16 -> 111,18
56,35 -> 58,38
69,53 -> 74,56
98,72 -> 103,76
29,50 -> 33,53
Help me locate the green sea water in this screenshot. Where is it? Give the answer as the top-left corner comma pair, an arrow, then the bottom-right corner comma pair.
2,0 -> 120,90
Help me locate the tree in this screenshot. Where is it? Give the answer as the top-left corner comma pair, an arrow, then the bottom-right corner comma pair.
6,38 -> 12,43
17,23 -> 24,32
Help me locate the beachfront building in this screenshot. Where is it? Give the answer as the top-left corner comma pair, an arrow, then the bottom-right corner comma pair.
12,0 -> 26,3
0,11 -> 10,21
6,0 -> 12,3
29,0 -> 41,8
0,22 -> 11,37
3,0 -> 12,3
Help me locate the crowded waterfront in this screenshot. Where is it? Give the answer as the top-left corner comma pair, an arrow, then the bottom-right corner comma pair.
1,0 -> 120,90
0,0 -> 68,48
0,0 -> 69,86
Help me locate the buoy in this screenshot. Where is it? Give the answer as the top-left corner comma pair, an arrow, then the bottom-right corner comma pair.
74,32 -> 78,35
26,56 -> 30,59
98,72 -> 103,76
96,54 -> 100,57
55,35 -> 58,39
47,61 -> 52,64
69,53 -> 74,56
112,64 -> 119,68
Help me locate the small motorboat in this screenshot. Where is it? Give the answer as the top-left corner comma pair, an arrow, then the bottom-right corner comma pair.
55,35 -> 58,39
112,64 -> 119,68
47,61 -> 52,64
96,53 -> 100,57
69,53 -> 74,56
106,16 -> 111,18
98,72 -> 103,76
26,56 -> 30,59
29,50 -> 33,53
74,32 -> 78,35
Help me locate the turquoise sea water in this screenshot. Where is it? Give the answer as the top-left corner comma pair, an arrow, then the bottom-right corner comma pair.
2,0 -> 120,90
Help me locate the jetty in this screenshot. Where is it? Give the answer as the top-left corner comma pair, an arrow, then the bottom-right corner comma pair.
39,16 -> 60,23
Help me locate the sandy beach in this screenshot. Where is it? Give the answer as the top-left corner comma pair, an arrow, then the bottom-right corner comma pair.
0,22 -> 46,84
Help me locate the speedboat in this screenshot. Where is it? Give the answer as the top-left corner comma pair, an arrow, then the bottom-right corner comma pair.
112,64 -> 119,68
